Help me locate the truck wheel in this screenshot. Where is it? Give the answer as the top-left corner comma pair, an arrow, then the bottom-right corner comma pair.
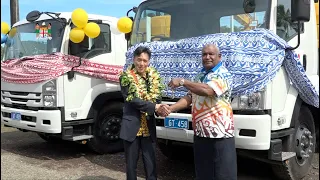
272,105 -> 316,180
37,133 -> 64,144
88,102 -> 124,154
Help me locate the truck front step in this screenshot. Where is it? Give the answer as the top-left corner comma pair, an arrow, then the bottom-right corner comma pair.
281,152 -> 296,161
269,139 -> 297,161
72,135 -> 94,141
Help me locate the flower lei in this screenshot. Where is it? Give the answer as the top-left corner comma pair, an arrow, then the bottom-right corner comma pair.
120,65 -> 165,103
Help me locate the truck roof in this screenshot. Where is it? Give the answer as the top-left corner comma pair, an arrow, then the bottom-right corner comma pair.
12,12 -> 119,27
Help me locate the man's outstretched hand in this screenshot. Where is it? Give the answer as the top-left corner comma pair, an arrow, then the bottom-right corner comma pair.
156,104 -> 171,117
168,78 -> 183,89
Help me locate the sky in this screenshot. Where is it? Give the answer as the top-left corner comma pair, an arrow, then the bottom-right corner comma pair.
1,0 -> 142,27
1,0 -> 266,43
1,0 -> 267,28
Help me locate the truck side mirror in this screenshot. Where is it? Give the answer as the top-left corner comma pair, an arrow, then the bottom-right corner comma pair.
287,0 -> 311,50
124,6 -> 136,43
243,0 -> 256,13
125,32 -> 132,41
133,7 -> 138,13
26,10 -> 42,22
291,0 -> 311,22
125,17 -> 134,41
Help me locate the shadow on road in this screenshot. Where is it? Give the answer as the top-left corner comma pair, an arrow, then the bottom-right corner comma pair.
1,130 -> 92,160
1,129 -> 277,180
77,176 -> 117,180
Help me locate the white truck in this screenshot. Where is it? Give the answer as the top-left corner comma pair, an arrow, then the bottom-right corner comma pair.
123,0 -> 319,179
1,11 -> 128,154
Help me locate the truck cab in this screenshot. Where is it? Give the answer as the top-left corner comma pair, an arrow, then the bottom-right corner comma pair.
1,12 -> 127,154
124,0 -> 319,179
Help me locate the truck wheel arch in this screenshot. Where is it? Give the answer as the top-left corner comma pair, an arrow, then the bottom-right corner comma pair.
86,91 -> 123,120
289,96 -> 318,128
290,96 -> 303,128
273,104 -> 316,179
290,96 -> 318,152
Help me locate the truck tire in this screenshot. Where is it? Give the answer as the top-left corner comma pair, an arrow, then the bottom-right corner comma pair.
87,102 -> 124,154
37,133 -> 64,144
272,105 -> 316,180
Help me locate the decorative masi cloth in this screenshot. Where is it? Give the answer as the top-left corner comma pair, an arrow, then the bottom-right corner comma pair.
1,53 -> 123,84
125,29 -> 319,108
1,29 -> 319,108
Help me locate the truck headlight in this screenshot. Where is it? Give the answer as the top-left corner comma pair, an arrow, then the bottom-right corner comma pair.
43,80 -> 56,91
42,80 -> 57,107
232,91 -> 265,110
43,95 -> 56,107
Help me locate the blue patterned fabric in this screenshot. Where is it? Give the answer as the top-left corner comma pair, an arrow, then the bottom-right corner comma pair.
125,29 -> 319,108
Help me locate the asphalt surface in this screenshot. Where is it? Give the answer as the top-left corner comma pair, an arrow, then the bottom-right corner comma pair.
1,124 -> 319,180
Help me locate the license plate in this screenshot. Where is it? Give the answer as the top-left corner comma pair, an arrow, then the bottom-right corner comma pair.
11,112 -> 21,120
164,117 -> 189,129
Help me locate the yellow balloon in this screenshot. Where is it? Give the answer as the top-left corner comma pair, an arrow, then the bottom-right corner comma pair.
8,27 -> 17,37
1,22 -> 10,34
71,8 -> 88,28
84,22 -> 100,38
69,27 -> 85,43
117,17 -> 133,33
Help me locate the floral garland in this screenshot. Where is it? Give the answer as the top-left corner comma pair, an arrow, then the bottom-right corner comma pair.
120,64 -> 165,103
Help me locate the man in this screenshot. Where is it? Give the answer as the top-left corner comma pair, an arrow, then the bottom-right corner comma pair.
162,44 -> 237,180
119,46 -> 165,180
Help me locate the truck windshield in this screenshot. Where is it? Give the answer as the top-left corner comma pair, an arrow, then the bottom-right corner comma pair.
3,19 -> 65,61
130,0 -> 271,46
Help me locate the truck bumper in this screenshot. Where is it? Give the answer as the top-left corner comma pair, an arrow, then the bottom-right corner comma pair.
156,113 -> 271,150
1,104 -> 62,133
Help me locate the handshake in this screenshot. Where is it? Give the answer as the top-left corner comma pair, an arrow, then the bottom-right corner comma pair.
155,104 -> 172,117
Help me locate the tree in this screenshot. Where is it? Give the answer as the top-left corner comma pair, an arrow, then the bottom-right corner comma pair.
220,25 -> 245,33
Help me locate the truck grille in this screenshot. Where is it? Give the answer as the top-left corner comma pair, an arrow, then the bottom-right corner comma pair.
1,90 -> 43,108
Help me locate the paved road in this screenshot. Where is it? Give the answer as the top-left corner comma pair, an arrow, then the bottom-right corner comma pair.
1,124 -> 319,180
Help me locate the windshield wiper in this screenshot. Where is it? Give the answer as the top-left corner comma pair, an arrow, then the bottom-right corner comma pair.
43,12 -> 67,26
26,10 -> 67,26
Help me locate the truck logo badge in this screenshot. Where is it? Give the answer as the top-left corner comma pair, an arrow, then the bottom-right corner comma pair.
35,22 -> 52,40
70,112 -> 77,118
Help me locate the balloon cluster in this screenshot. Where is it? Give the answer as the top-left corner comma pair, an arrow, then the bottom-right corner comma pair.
70,8 -> 101,43
1,22 -> 17,44
117,17 -> 133,33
